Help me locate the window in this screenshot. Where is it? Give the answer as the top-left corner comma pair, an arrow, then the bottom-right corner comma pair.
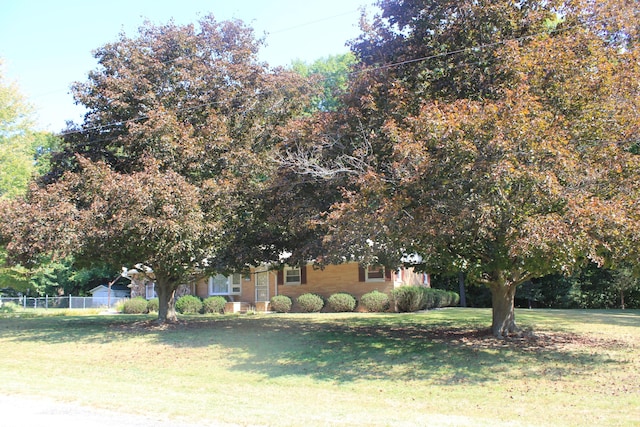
285,267 -> 301,285
145,283 -> 157,299
208,274 -> 242,295
365,266 -> 385,282
230,273 -> 241,293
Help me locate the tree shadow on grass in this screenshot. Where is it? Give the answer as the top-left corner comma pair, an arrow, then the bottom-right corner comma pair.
0,313 -> 631,385
155,315 -> 632,385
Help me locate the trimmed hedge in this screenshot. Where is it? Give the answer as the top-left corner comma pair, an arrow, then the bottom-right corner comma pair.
391,287 -> 424,312
360,290 -> 390,312
146,298 -> 159,313
175,295 -> 203,314
327,293 -> 357,312
391,286 -> 460,312
203,296 -> 227,314
296,293 -> 324,313
122,297 -> 148,314
270,295 -> 293,313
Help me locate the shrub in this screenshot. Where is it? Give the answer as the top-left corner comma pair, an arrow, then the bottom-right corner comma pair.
360,291 -> 390,312
296,293 -> 324,313
270,295 -> 292,313
175,295 -> 203,314
122,297 -> 148,314
449,291 -> 461,307
146,298 -> 159,313
391,286 -> 425,312
203,296 -> 227,314
327,293 -> 357,312
0,301 -> 20,314
421,288 -> 437,309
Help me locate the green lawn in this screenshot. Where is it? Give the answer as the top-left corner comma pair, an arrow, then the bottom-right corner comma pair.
0,308 -> 638,426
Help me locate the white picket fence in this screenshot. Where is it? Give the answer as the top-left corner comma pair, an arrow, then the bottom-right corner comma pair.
0,295 -> 128,309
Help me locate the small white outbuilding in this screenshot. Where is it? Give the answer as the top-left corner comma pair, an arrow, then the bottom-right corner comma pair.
89,284 -> 130,307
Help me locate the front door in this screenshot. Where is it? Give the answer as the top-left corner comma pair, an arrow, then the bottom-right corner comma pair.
255,271 -> 269,302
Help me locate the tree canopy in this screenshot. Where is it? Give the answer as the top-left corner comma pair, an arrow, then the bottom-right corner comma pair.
1,16 -> 315,322
1,2 -> 639,337
281,0 -> 640,336
0,62 -> 59,199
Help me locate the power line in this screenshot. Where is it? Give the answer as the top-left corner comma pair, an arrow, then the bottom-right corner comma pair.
268,9 -> 361,35
349,17 -> 613,76
55,15 -> 624,139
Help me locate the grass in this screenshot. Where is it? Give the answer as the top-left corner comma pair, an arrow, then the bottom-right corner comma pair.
0,308 -> 638,426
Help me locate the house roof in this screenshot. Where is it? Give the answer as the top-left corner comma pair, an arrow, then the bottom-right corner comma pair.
89,284 -> 130,293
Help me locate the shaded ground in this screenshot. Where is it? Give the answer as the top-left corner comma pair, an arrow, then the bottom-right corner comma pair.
116,316 -> 629,353
1,311 -> 637,426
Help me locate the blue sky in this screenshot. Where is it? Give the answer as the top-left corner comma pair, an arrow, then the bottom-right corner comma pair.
0,0 -> 371,132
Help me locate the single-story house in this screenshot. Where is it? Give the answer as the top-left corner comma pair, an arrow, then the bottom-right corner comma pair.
193,262 -> 429,312
89,283 -> 131,307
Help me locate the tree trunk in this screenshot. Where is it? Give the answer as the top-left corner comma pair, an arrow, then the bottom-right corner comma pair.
489,282 -> 518,338
155,278 -> 178,323
458,271 -> 467,307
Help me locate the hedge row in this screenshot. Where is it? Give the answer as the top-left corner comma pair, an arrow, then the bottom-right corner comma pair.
121,287 -> 459,315
270,288 -> 458,313
270,293 -> 357,313
390,287 -> 460,312
121,295 -> 227,315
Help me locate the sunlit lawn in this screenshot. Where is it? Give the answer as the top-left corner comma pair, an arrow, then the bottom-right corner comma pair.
0,308 -> 638,426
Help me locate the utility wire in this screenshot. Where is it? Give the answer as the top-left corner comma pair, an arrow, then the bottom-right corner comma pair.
55,15 -> 624,139
349,16 -> 617,76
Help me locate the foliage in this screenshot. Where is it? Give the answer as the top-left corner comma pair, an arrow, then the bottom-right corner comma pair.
283,0 -> 640,337
0,16 -> 315,323
175,295 -> 203,315
0,248 -> 29,293
146,298 -> 159,313
390,287 -> 424,313
0,249 -> 119,296
360,290 -> 390,312
295,293 -> 324,313
269,295 -> 292,313
202,296 -> 226,314
526,263 -> 640,309
391,286 -> 460,312
121,297 -> 148,314
431,289 -> 459,308
291,53 -> 357,112
0,61 -> 60,199
0,301 -> 19,313
327,293 -> 357,312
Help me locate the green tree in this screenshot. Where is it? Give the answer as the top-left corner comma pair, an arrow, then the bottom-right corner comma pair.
282,0 -> 640,337
1,16 -> 313,322
0,61 -> 61,294
0,61 -> 59,199
291,53 -> 357,112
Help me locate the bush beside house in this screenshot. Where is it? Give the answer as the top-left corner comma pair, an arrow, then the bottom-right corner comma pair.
122,297 -> 148,314
296,293 -> 324,312
360,290 -> 390,312
203,296 -> 226,314
147,298 -> 159,313
270,295 -> 292,313
391,287 -> 460,313
176,295 -> 203,314
327,293 -> 357,312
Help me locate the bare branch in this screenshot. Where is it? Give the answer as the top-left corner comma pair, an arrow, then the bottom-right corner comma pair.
276,126 -> 373,180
